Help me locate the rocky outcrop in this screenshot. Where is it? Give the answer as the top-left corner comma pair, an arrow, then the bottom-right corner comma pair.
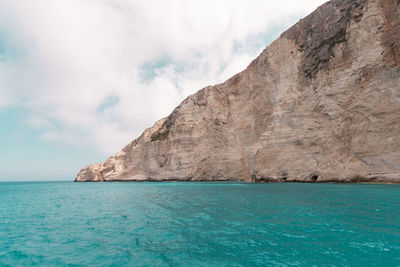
76,0 -> 400,183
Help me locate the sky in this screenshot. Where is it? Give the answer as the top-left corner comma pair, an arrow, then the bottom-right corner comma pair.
0,0 -> 328,181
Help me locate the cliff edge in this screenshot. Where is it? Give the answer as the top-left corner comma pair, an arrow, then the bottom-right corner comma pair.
76,0 -> 400,182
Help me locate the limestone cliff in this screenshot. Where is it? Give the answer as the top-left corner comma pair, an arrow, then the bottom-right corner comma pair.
76,0 -> 400,183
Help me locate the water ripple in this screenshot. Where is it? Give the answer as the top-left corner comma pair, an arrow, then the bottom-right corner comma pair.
0,182 -> 399,266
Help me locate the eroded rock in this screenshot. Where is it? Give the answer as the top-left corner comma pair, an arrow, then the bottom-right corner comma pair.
76,0 -> 400,183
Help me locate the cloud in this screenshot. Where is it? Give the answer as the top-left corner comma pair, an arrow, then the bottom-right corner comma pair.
0,0 -> 327,155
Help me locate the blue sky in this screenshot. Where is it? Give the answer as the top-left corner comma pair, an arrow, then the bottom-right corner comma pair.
0,0 -> 327,181
0,108 -> 104,180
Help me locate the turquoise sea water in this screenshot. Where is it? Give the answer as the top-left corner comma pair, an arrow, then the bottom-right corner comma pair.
0,182 -> 399,266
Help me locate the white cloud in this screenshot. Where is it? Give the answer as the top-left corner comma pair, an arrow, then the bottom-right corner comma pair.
0,0 -> 327,155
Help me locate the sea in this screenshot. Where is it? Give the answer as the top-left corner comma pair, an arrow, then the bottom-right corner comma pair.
0,181 -> 399,266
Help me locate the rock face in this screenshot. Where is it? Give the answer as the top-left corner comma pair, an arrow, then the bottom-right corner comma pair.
76,0 -> 400,183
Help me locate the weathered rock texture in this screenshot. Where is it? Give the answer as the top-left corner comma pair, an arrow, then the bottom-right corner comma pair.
76,0 -> 400,183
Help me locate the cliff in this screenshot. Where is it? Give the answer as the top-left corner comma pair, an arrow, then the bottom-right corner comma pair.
76,0 -> 400,183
